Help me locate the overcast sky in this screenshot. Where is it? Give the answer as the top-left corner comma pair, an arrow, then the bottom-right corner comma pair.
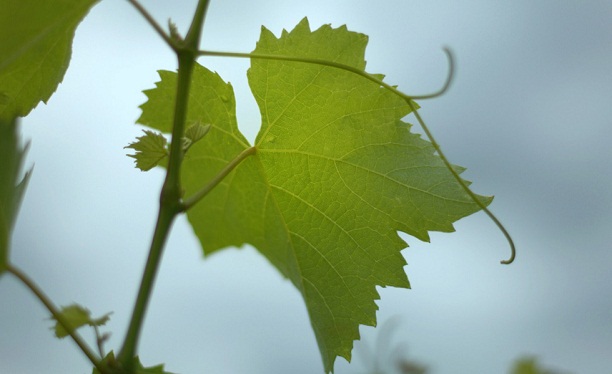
2,1 -> 611,373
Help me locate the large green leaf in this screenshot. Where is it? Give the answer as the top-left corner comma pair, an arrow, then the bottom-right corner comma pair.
0,0 -> 99,119
137,18 -> 490,373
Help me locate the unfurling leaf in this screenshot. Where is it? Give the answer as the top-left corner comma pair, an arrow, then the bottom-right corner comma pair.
137,18 -> 490,373
182,122 -> 211,152
125,130 -> 168,171
168,19 -> 183,43
51,304 -> 111,338
0,0 -> 99,119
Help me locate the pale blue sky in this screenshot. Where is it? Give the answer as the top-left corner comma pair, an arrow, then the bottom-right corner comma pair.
2,1 -> 611,373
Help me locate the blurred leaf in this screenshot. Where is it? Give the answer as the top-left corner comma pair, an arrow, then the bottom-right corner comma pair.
0,0 -> 99,119
397,360 -> 428,374
92,352 -> 173,374
51,304 -> 110,338
510,356 -> 572,374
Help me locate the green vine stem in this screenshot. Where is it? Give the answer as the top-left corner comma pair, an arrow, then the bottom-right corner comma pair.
126,0 -> 175,49
198,48 -> 516,264
117,0 -> 212,369
116,204 -> 177,369
181,146 -> 257,211
6,264 -> 107,374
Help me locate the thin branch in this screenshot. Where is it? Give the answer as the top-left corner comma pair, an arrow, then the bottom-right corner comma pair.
198,49 -> 452,100
181,146 -> 257,211
126,0 -> 176,49
93,325 -> 106,359
184,0 -> 211,49
117,203 -> 177,368
117,0 -> 213,368
6,265 -> 108,373
118,50 -> 195,369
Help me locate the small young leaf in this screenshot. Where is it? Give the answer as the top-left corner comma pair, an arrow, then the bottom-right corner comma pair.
125,130 -> 169,171
184,122 -> 211,147
51,304 -> 110,338
92,351 -> 119,374
182,122 -> 211,153
168,19 -> 183,44
511,357 -> 570,374
52,305 -> 90,338
0,0 -> 99,119
135,358 -> 173,374
92,352 -> 173,374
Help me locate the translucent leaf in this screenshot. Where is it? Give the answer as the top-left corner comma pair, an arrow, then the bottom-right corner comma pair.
51,304 -> 110,339
0,0 -> 99,119
125,130 -> 169,171
137,18 -> 490,373
183,122 -> 211,152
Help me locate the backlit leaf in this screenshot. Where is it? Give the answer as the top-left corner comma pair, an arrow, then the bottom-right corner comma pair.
183,122 -> 211,152
51,303 -> 110,338
137,18 -> 490,373
125,130 -> 169,171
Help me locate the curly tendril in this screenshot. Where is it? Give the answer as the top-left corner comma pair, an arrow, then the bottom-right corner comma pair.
197,47 -> 516,265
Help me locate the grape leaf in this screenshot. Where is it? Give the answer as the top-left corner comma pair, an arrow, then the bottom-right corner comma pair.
511,357 -> 570,374
183,122 -> 211,152
0,118 -> 31,275
51,303 -> 111,338
0,0 -> 99,119
125,130 -> 169,171
137,18 -> 490,373
93,352 -> 173,374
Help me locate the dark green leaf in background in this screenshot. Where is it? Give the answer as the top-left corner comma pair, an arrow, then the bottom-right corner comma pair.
0,0 -> 99,119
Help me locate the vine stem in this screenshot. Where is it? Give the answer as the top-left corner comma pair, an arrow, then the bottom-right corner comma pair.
198,48 -> 516,264
181,146 -> 257,211
117,0 -> 212,369
5,264 -> 107,374
116,204 -> 177,369
126,0 -> 176,49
